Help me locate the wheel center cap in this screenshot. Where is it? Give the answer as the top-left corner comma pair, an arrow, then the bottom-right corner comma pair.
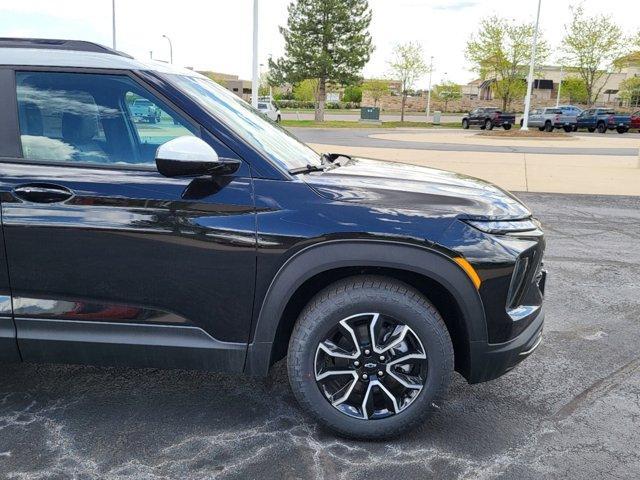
364,362 -> 377,369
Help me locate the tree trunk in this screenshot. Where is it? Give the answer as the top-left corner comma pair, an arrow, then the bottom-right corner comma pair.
401,92 -> 407,123
315,77 -> 326,122
501,96 -> 508,112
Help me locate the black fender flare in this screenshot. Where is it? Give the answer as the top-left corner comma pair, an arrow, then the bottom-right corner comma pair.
244,240 -> 487,375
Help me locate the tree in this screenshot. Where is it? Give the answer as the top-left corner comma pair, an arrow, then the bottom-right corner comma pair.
388,42 -> 428,122
560,76 -> 588,104
362,79 -> 389,107
269,0 -> 373,121
293,79 -> 318,102
342,85 -> 363,104
619,76 -> 640,107
433,81 -> 462,112
466,16 -> 549,111
562,6 -> 627,106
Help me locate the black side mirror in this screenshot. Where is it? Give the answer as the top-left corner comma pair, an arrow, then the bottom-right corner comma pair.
155,136 -> 240,177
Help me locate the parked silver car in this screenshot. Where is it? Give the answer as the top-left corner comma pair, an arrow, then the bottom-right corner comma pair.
520,107 -> 579,132
257,99 -> 281,122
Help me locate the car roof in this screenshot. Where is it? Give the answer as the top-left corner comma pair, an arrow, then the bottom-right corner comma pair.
0,38 -> 203,78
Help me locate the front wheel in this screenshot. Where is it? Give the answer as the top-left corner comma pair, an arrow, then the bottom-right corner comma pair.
287,276 -> 454,439
503,124 -> 512,131
462,119 -> 469,129
616,126 -> 628,134
276,115 -> 282,123
596,122 -> 607,134
484,119 -> 494,131
544,121 -> 553,132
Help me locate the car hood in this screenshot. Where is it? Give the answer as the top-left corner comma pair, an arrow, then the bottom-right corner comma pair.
302,157 -> 531,219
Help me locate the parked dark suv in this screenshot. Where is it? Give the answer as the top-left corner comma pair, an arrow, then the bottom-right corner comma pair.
0,39 -> 546,439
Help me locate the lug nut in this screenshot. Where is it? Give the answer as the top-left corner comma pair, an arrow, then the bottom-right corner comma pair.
353,360 -> 360,367
364,349 -> 371,355
362,373 -> 368,380
379,355 -> 385,362
378,370 -> 384,377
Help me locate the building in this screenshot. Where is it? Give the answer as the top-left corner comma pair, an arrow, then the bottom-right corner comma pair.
197,71 -> 253,100
465,53 -> 640,106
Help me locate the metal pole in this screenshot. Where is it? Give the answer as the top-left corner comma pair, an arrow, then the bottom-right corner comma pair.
426,56 -> 434,121
251,0 -> 259,108
162,35 -> 173,64
112,0 -> 116,50
556,65 -> 563,107
521,0 -> 542,131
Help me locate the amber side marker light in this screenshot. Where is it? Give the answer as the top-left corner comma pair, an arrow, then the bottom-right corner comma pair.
453,257 -> 482,290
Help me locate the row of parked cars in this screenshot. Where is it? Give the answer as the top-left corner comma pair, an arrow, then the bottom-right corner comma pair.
462,106 -> 640,134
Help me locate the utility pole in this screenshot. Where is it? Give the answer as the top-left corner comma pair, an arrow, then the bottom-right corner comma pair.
556,65 -> 563,107
111,0 -> 116,50
426,56 -> 434,121
251,0 -> 259,108
162,35 -> 173,64
521,0 -> 542,131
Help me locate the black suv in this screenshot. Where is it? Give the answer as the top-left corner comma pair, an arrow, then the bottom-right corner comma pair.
0,39 -> 545,439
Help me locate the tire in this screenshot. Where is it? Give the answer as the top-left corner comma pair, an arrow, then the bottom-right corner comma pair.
538,126 -> 545,132
484,119 -> 494,131
596,122 -> 607,134
544,121 -> 553,132
563,125 -> 572,133
616,126 -> 627,134
587,127 -> 595,133
573,125 -> 578,132
503,124 -> 512,131
276,115 -> 282,123
462,119 -> 469,129
287,275 -> 454,440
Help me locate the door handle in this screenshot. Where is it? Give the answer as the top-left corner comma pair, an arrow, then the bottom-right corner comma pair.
13,183 -> 74,203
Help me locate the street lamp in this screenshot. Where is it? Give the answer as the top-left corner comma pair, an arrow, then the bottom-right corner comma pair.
162,34 -> 173,64
111,0 -> 116,50
556,65 -> 564,108
426,56 -> 434,121
251,0 -> 260,108
521,0 -> 542,131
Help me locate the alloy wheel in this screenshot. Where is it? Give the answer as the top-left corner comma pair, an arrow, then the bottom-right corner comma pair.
314,312 -> 428,420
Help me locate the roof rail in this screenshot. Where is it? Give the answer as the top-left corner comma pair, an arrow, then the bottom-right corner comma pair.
0,38 -> 133,58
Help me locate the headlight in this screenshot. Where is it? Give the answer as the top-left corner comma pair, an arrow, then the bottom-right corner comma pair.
464,218 -> 539,234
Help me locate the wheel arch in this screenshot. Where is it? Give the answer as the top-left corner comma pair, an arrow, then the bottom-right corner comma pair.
244,240 -> 488,380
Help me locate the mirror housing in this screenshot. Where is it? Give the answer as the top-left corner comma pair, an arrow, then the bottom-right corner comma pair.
155,136 -> 240,177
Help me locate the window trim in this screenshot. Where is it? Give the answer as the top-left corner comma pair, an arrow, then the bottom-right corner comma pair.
6,65 -> 211,172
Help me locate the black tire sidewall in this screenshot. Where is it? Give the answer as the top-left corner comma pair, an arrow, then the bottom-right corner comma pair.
287,279 -> 453,439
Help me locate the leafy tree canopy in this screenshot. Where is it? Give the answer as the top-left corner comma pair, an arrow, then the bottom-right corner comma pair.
466,15 -> 549,111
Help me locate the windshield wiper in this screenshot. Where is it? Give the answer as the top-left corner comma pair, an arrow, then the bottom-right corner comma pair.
288,164 -> 327,175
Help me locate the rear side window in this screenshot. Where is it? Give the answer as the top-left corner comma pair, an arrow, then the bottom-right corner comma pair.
15,71 -> 198,166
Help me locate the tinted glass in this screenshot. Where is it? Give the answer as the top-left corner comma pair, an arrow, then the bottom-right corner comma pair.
168,74 -> 320,170
16,72 -> 197,166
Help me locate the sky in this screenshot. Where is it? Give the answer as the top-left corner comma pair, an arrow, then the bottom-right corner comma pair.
0,0 -> 638,88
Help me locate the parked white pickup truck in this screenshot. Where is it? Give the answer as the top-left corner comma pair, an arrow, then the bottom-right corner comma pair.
520,107 -> 580,132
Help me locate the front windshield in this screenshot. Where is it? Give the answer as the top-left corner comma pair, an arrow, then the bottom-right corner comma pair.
168,74 -> 320,170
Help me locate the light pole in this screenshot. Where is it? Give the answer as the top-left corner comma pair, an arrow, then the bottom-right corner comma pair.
426,56 -> 434,121
162,35 -> 173,64
556,65 -> 563,107
111,0 -> 116,50
251,0 -> 259,108
521,0 -> 542,131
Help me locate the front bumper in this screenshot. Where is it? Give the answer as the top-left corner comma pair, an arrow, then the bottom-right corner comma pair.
466,304 -> 544,384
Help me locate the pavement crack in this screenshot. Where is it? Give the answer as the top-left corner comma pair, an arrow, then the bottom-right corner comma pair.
551,356 -> 640,423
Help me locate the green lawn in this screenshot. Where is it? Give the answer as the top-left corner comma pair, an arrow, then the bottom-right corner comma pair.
281,120 -> 461,129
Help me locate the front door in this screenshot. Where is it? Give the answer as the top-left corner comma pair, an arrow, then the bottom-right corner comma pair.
0,69 -> 256,371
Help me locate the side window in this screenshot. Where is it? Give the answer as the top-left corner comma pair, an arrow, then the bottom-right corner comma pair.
16,71 -> 198,166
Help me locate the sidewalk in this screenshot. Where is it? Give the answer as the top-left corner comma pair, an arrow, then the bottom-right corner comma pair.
307,143 -> 640,196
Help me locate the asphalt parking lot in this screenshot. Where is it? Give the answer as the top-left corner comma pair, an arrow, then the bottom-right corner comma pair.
0,191 -> 638,480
